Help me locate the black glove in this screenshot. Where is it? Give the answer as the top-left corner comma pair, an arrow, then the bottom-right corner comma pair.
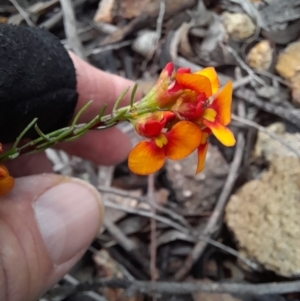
0,24 -> 78,143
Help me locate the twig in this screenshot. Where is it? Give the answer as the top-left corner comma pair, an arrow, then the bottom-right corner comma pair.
103,199 -> 188,239
86,40 -> 133,56
63,274 -> 108,301
141,0 -> 166,71
103,199 -> 258,271
9,0 -> 35,26
169,21 -> 194,62
232,114 -> 300,158
48,278 -> 300,297
102,217 -> 137,252
155,0 -> 165,46
98,167 -> 143,261
98,167 -> 134,249
148,174 -> 158,299
59,0 -> 87,60
98,185 -> 191,229
223,43 -> 265,86
176,131 -> 246,280
234,89 -> 300,129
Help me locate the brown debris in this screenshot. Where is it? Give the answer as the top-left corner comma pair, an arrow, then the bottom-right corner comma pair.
225,157 -> 300,277
221,12 -> 256,41
254,122 -> 300,162
246,40 -> 274,71
166,145 -> 229,212
276,41 -> 300,106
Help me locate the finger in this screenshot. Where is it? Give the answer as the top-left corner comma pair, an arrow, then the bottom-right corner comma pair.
4,151 -> 53,177
0,174 -> 104,301
69,52 -> 142,122
58,126 -> 132,165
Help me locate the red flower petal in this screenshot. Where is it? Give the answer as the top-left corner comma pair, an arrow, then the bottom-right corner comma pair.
177,67 -> 191,74
128,141 -> 165,175
164,62 -> 174,76
165,121 -> 202,160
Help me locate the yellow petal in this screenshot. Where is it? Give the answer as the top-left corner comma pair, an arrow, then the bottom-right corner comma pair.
195,67 -> 220,94
128,141 -> 165,175
210,81 -> 233,126
165,121 -> 202,160
203,108 -> 217,122
203,120 -> 236,147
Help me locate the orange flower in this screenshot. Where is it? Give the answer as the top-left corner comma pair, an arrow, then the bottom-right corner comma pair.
174,67 -> 236,147
0,165 -> 14,197
128,121 -> 202,175
128,63 -> 235,176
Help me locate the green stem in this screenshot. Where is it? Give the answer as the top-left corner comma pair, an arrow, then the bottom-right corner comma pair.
0,100 -> 166,163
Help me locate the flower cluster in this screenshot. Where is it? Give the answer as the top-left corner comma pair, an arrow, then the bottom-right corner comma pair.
128,63 -> 236,175
0,62 -> 235,197
0,144 -> 14,197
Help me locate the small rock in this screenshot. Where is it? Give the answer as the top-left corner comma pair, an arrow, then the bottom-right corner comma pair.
225,157 -> 300,277
275,41 -> 300,106
132,30 -> 158,57
246,40 -> 274,71
254,122 -> 300,162
221,12 -> 256,41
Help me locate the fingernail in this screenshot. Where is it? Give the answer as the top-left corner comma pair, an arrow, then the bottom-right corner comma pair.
33,181 -> 103,264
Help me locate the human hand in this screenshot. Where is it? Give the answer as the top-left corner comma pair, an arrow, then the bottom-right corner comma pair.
0,52 -> 141,301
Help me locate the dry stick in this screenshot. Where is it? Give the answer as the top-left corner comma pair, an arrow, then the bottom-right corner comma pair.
59,0 -> 87,60
175,132 -> 246,280
49,277 -> 300,297
223,43 -> 266,86
98,167 -> 140,256
141,0 -> 166,71
103,199 -> 258,271
234,88 -> 300,129
9,0 -> 35,26
98,185 -> 191,229
63,274 -> 108,301
148,174 -> 158,301
232,114 -> 300,158
87,40 -> 133,56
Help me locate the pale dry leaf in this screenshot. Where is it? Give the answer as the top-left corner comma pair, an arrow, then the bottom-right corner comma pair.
276,41 -> 300,105
246,40 -> 274,71
93,0 -> 116,23
221,12 -> 256,41
225,157 -> 300,277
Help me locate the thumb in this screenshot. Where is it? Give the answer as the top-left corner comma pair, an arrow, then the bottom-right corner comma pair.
0,174 -> 104,301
